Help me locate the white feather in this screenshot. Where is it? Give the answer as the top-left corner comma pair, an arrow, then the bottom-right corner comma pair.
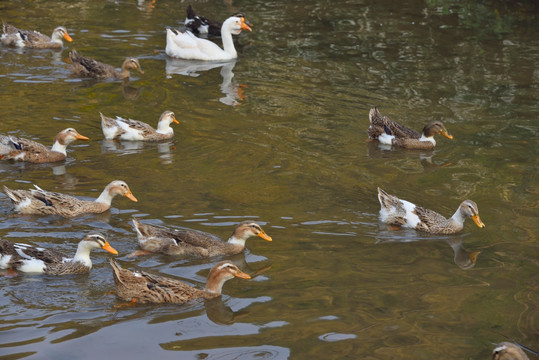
0,254 -> 13,269
378,133 -> 395,145
18,258 -> 46,273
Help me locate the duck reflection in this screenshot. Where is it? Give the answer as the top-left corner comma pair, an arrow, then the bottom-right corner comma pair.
165,58 -> 246,106
376,235 -> 480,269
204,296 -> 250,325
121,79 -> 142,100
366,141 -> 451,170
101,139 -> 175,164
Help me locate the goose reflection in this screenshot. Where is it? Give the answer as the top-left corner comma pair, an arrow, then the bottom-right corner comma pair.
366,141 -> 451,169
375,234 -> 480,269
101,139 -> 175,164
165,58 -> 246,106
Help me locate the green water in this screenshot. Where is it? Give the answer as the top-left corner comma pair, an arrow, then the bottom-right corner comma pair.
0,0 -> 537,359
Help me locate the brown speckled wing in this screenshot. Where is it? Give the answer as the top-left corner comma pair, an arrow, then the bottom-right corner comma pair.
413,206 -> 447,231
119,118 -> 156,136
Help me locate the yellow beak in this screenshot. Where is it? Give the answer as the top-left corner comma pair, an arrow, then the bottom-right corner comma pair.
471,214 -> 485,228
64,33 -> 73,42
125,191 -> 138,202
234,270 -> 252,279
75,134 -> 90,141
441,130 -> 453,140
102,241 -> 118,255
257,230 -> 272,242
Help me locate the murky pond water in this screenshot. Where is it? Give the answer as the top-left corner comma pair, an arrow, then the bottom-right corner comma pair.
0,0 -> 537,359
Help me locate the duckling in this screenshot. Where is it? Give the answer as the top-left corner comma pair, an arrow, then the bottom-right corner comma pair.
69,50 -> 143,80
1,22 -> 72,49
0,233 -> 117,275
0,128 -> 89,163
492,342 -> 530,360
3,180 -> 137,218
110,260 -> 251,304
377,187 -> 485,234
368,107 -> 453,150
101,111 -> 178,141
130,218 -> 272,257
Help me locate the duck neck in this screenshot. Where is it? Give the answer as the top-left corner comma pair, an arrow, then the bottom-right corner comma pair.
226,235 -> 247,249
95,187 -> 113,205
119,68 -> 130,80
71,242 -> 93,268
205,273 -> 227,295
50,140 -> 68,155
419,133 -> 436,146
450,208 -> 466,227
156,121 -> 173,135
221,30 -> 237,58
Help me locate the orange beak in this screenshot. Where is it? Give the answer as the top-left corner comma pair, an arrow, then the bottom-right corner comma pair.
64,33 -> 73,42
471,214 -> 485,228
441,129 -> 453,140
125,191 -> 138,202
257,230 -> 272,242
172,115 -> 179,125
234,270 -> 251,279
102,241 -> 118,255
241,18 -> 252,32
75,134 -> 90,141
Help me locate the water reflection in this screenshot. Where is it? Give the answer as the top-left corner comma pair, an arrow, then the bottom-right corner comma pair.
165,58 -> 245,105
101,139 -> 175,164
375,232 -> 480,269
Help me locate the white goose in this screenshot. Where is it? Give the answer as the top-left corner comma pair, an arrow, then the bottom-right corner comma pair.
166,16 -> 252,61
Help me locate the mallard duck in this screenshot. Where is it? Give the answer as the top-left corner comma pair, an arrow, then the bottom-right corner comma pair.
3,180 -> 137,218
69,50 -> 144,80
377,187 -> 485,234
0,128 -> 89,163
367,107 -> 453,150
101,111 -> 179,141
110,259 -> 251,304
130,218 -> 272,257
166,15 -> 252,61
492,342 -> 530,360
1,21 -> 72,49
0,233 -> 117,275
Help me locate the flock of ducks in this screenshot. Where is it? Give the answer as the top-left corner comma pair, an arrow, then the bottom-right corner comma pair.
0,6 -> 531,359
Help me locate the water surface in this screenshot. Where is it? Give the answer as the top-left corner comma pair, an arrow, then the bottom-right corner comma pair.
0,0 -> 537,359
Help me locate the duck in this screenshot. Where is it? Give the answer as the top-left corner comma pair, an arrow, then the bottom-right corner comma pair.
367,107 -> 453,150
69,50 -> 144,80
377,187 -> 485,234
492,342 -> 530,360
166,15 -> 252,61
3,180 -> 137,218
130,218 -> 272,257
101,111 -> 179,141
1,21 -> 72,49
0,128 -> 89,163
110,259 -> 251,304
185,4 -> 222,36
0,233 -> 117,275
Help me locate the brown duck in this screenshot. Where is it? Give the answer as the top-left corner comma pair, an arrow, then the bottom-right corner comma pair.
110,260 -> 251,304
377,187 -> 485,234
0,128 -> 89,163
1,21 -> 72,49
69,50 -> 143,80
131,218 -> 272,257
367,107 -> 453,149
492,342 -> 530,360
3,180 -> 137,218
0,233 -> 117,275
